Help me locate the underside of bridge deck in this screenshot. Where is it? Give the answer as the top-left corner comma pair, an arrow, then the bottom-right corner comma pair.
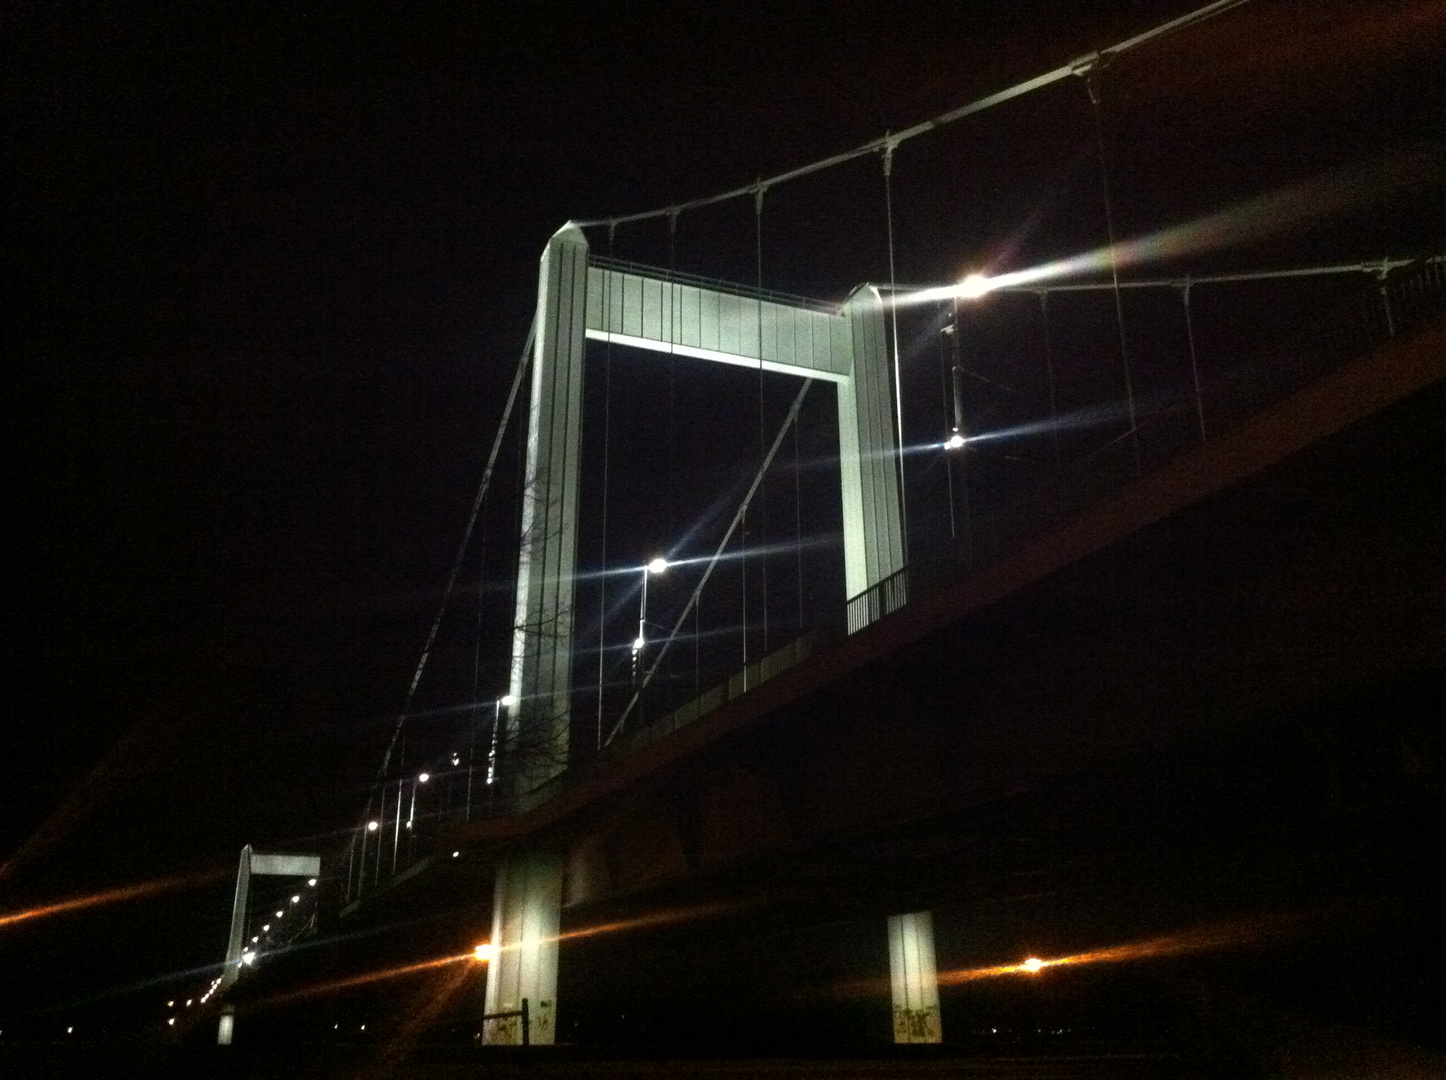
245,318 -> 1444,1063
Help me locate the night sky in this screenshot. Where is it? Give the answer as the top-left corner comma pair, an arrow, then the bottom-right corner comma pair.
5,0 -> 1444,1036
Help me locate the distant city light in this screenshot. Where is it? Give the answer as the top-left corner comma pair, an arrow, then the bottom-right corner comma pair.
308,878 -> 317,887
291,895 -> 300,903
418,772 -> 430,783
473,943 -> 494,962
500,694 -> 518,707
646,557 -> 669,575
1024,957 -> 1044,973
945,432 -> 965,450
367,820 -> 379,832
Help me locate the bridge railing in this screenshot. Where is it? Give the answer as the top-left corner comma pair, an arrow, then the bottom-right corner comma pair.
344,257 -> 1445,901
595,254 -> 1446,747
958,256 -> 1445,570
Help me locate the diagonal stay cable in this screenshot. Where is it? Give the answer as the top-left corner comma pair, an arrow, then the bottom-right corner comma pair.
376,315 -> 536,781
604,377 -> 814,748
574,0 -> 1253,230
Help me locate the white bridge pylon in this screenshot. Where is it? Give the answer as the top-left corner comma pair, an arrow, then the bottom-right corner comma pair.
486,222 -> 907,1043
506,222 -> 906,792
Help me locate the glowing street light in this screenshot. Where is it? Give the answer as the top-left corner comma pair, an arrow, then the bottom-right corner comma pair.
632,557 -> 669,685
1023,957 -> 1044,973
405,768 -> 434,848
473,943 -> 494,962
485,694 -> 518,790
958,272 -> 991,300
945,431 -> 965,450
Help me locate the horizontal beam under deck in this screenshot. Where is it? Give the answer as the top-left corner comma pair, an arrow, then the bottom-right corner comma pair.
584,264 -> 853,382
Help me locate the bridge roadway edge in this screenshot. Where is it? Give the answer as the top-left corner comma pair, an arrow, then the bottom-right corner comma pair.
301,316 -> 1445,1062
445,315 -> 1446,861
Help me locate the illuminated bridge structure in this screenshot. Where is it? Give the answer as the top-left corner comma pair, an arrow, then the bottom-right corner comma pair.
214,1 -> 1446,1062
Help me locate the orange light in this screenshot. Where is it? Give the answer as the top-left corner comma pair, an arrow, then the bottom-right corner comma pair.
0,870 -> 228,931
1023,957 -> 1044,973
254,951 -> 479,1011
472,943 -> 493,962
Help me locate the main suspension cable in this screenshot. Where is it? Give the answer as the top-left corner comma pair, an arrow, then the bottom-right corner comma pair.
573,0 -> 1253,231
375,314 -> 536,784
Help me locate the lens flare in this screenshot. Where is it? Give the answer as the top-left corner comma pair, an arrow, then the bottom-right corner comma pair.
0,869 -> 229,931
253,951 -> 478,1010
937,911 -> 1312,986
959,273 -> 991,299
897,150 -> 1443,308
828,910 -> 1316,1001
556,900 -> 739,946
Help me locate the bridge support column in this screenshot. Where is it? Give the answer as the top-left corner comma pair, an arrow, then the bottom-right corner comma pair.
888,910 -> 942,1043
484,850 -> 562,1045
839,287 -> 907,624
507,223 -> 589,797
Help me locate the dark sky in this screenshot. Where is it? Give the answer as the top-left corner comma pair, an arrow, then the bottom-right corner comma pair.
4,0 -> 1443,1030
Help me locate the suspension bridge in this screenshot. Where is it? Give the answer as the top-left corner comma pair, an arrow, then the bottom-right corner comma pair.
200,0 -> 1445,1063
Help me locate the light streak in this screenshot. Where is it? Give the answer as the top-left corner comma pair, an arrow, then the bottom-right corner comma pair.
897,149 -> 1443,307
0,869 -> 228,931
953,399 -> 1136,448
251,951 -> 478,1011
555,900 -> 738,945
937,911 -> 1311,986
362,961 -> 476,1080
828,910 -> 1314,1000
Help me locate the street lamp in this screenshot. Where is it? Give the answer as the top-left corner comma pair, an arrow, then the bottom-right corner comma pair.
632,557 -> 669,684
465,693 -> 520,822
958,272 -> 991,300
488,695 -> 517,787
946,309 -> 966,450
406,770 -> 429,833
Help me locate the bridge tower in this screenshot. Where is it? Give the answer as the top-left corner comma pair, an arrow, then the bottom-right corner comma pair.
484,221 -> 913,1043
